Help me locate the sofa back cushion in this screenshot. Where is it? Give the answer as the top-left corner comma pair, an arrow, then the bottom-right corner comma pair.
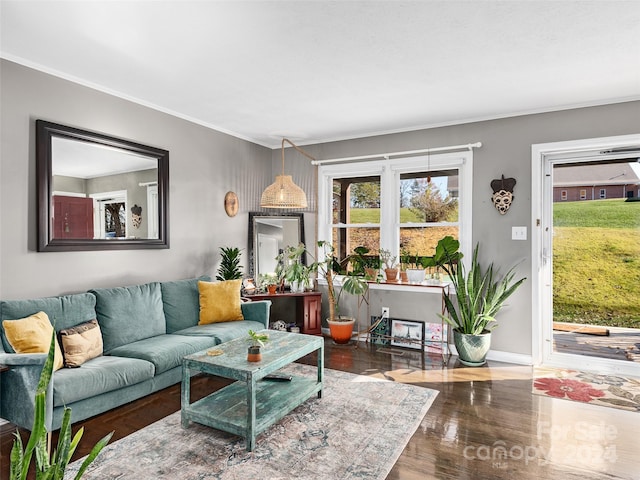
0,293 -> 96,353
89,282 -> 165,353
161,275 -> 211,333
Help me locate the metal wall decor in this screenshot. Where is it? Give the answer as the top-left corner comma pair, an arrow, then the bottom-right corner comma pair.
490,175 -> 516,215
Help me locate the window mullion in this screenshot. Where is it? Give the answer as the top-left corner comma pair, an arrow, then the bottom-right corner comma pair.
379,166 -> 399,257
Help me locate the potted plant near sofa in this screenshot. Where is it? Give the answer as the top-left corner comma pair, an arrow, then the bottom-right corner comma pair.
437,237 -> 527,366
216,246 -> 243,281
309,241 -> 369,344
9,333 -> 112,480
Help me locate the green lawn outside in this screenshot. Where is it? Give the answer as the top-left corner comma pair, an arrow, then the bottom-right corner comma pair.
553,199 -> 640,328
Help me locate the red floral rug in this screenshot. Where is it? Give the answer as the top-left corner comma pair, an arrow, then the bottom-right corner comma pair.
533,367 -> 640,412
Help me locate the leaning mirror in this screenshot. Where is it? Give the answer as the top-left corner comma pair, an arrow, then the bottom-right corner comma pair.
247,212 -> 305,280
36,120 -> 169,251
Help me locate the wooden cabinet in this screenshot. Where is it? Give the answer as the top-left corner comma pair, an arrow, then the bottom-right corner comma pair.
245,291 -> 322,335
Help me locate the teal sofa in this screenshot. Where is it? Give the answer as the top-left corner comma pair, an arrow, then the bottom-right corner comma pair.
0,276 -> 271,431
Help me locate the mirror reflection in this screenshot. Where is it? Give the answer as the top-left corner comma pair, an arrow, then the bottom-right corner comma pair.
37,120 -> 169,251
51,137 -> 159,240
247,212 -> 305,280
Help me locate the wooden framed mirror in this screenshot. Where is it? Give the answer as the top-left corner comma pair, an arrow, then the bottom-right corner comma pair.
36,120 -> 169,251
247,212 -> 305,279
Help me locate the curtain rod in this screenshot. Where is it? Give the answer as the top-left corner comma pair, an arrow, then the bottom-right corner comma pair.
311,142 -> 482,166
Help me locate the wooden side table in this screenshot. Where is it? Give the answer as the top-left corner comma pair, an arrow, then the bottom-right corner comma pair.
245,291 -> 322,335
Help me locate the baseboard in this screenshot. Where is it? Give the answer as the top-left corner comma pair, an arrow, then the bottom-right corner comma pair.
448,344 -> 533,365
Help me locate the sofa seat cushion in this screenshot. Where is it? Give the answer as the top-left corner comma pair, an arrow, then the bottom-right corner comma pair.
90,282 -> 166,353
52,355 -> 155,407
107,334 -> 216,374
174,320 -> 266,345
161,276 -> 210,333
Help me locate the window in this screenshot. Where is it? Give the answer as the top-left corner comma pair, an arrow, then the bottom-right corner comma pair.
561,190 -> 568,201
317,151 -> 473,269
579,189 -> 587,200
599,188 -> 606,199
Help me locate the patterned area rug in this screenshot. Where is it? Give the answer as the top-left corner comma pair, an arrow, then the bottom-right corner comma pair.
533,367 -> 640,412
66,364 -> 438,479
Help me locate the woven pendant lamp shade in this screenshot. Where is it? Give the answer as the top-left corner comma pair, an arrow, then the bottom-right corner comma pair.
260,174 -> 308,209
260,138 -> 314,209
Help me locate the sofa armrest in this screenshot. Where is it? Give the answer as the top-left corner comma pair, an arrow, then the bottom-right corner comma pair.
0,353 -> 53,431
240,300 -> 272,329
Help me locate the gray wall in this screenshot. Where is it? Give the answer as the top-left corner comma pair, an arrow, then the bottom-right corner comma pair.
3,57 -> 638,358
275,101 -> 640,357
0,59 -> 272,299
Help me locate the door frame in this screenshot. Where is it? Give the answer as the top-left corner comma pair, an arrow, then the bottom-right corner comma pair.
531,133 -> 640,376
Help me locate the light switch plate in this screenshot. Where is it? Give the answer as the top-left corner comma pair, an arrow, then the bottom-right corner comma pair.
512,226 -> 527,240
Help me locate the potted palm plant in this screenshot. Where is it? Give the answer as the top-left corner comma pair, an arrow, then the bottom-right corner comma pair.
216,246 -> 243,281
437,237 -> 527,366
310,241 -> 369,344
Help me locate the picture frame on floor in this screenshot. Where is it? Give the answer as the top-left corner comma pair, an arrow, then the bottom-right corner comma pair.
390,319 -> 424,350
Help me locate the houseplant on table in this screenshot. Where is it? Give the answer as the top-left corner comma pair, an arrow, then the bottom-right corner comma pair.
247,329 -> 270,362
276,243 -> 311,293
310,241 -> 369,344
379,248 -> 398,282
437,238 -> 527,366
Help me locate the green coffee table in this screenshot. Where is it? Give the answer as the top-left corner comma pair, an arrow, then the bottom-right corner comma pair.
181,330 -> 324,451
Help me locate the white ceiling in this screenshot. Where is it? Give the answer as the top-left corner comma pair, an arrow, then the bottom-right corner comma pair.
2,1 -> 639,148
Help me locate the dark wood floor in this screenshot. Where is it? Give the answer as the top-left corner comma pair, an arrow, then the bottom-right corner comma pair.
1,339 -> 636,479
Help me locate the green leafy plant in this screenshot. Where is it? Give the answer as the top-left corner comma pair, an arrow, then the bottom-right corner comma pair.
248,329 -> 270,347
276,243 -> 311,291
379,248 -> 397,270
309,241 -> 369,321
9,333 -> 113,480
216,246 -> 243,281
438,242 -> 527,335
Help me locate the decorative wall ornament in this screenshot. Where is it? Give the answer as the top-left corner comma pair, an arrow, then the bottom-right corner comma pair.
131,204 -> 142,228
224,191 -> 239,217
490,175 -> 516,215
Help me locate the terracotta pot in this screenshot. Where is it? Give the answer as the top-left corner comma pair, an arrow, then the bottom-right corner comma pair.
247,345 -> 262,362
364,268 -> 377,280
399,271 -> 408,283
267,284 -> 278,294
384,268 -> 398,282
327,317 -> 355,344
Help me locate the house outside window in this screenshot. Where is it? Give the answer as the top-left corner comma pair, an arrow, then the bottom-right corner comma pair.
599,188 -> 606,199
580,189 -> 587,200
317,151 -> 473,270
561,190 -> 568,201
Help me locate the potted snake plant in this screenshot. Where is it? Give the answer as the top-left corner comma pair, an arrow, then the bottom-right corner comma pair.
9,333 -> 112,479
437,237 -> 526,366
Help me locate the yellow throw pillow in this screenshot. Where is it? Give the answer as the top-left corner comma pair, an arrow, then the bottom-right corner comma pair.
198,279 -> 244,325
2,311 -> 64,371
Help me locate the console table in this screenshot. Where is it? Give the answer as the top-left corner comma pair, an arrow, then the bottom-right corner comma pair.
245,291 -> 322,335
361,281 -> 451,364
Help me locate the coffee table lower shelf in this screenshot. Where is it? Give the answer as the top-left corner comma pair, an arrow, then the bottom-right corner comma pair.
182,375 -> 321,448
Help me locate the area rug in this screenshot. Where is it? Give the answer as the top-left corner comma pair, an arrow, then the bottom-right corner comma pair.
66,364 -> 438,479
533,367 -> 640,412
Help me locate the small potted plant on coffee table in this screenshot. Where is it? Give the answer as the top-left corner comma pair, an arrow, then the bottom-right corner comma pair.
247,329 -> 270,362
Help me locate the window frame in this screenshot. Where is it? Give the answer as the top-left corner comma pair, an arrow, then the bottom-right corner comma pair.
317,151 -> 473,268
